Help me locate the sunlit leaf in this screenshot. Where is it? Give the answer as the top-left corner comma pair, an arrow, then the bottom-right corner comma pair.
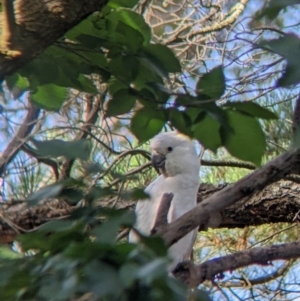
5,73 -> 29,99
113,21 -> 144,51
107,9 -> 151,46
108,0 -> 139,8
31,84 -> 67,111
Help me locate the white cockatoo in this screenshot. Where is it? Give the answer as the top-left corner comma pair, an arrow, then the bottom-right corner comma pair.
129,131 -> 200,272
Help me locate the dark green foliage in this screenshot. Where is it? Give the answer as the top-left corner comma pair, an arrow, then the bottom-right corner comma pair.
30,139 -> 92,160
257,33 -> 300,87
196,66 -> 225,99
0,2 -> 287,298
256,0 -> 300,20
3,1 -> 278,164
221,111 -> 266,166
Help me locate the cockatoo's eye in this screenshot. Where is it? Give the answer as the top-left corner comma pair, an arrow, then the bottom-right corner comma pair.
167,146 -> 173,152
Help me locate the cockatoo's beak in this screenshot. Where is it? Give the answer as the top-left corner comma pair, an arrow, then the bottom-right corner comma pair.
151,153 -> 166,176
151,153 -> 165,169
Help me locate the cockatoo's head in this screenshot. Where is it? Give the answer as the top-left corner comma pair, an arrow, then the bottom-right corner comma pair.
150,131 -> 200,178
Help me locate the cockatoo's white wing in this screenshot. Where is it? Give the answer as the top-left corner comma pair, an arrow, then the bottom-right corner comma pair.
164,176 -> 199,271
128,175 -> 166,242
128,131 -> 200,272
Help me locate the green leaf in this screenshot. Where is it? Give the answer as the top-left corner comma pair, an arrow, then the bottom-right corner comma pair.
114,21 -> 144,52
27,182 -> 65,205
108,77 -> 128,94
132,61 -> 163,90
224,101 -> 278,119
143,44 -> 181,73
106,89 -> 136,116
31,139 -> 91,160
92,212 -> 135,245
5,73 -> 29,99
130,108 -> 166,142
277,61 -> 300,87
257,0 -> 300,20
221,111 -> 266,165
108,0 -> 139,8
167,108 -> 191,136
196,66 -> 225,99
66,15 -> 101,41
108,54 -> 139,82
139,56 -> 169,81
175,94 -> 196,106
75,33 -> 106,49
119,263 -> 139,288
258,33 -> 300,59
20,53 -> 60,85
31,84 -> 67,111
84,261 -> 122,298
257,33 -> 300,86
107,9 -> 151,46
137,258 -> 168,282
192,113 -> 221,151
201,102 -> 229,131
0,246 -> 21,259
77,74 -> 98,93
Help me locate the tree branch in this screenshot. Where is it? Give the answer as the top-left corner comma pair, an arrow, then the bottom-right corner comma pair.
174,241 -> 300,286
0,99 -> 40,175
1,179 -> 300,243
157,149 -> 300,247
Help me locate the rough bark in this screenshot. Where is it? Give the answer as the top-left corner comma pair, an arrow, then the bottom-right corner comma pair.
1,178 -> 300,244
0,0 -> 108,80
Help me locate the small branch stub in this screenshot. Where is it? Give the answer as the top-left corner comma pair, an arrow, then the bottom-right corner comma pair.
150,193 -> 173,235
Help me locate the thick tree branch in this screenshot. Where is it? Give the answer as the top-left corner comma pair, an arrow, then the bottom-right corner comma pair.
1,178 -> 300,243
0,0 -> 108,80
174,241 -> 300,286
157,149 -> 300,247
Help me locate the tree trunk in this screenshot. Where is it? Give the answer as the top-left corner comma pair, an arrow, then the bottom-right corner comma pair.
0,0 -> 108,80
